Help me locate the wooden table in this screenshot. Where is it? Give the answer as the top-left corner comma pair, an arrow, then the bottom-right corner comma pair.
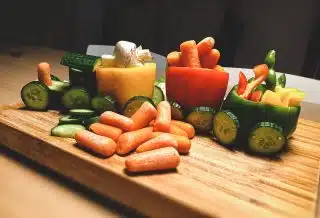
1,47 -> 320,218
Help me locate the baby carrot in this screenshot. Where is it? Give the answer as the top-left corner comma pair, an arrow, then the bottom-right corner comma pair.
117,127 -> 153,155
167,51 -> 182,66
130,101 -> 157,130
168,124 -> 188,137
37,62 -> 52,86
180,40 -> 201,68
149,120 -> 155,126
100,111 -> 135,131
75,130 -> 117,157
200,49 -> 220,69
136,133 -> 178,153
152,132 -> 191,154
125,147 -> 180,173
153,101 -> 171,132
197,37 -> 215,55
171,120 -> 195,139
89,123 -> 123,142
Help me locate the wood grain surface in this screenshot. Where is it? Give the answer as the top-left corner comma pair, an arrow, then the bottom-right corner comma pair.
1,103 -> 320,218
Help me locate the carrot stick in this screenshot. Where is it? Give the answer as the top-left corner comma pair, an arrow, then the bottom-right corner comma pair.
130,101 -> 157,130
167,51 -> 182,66
180,40 -> 201,67
152,132 -> 191,154
100,111 -> 135,131
37,62 -> 52,86
117,127 -> 153,155
197,37 -> 215,55
200,49 -> 220,69
75,130 -> 117,157
136,133 -> 178,153
153,101 -> 171,132
171,120 -> 195,139
168,124 -> 188,137
89,123 -> 123,142
125,147 -> 180,172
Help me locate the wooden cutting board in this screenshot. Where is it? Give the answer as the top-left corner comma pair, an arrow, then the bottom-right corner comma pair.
1,103 -> 320,218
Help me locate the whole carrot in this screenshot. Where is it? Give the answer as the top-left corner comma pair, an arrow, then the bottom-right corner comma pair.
167,51 -> 182,66
200,49 -> 220,69
180,40 -> 201,68
197,37 -> 215,55
152,132 -> 191,154
168,124 -> 188,137
100,111 -> 135,131
117,127 -> 153,155
89,123 -> 123,142
130,101 -> 157,130
153,101 -> 171,132
171,120 -> 195,139
37,62 -> 52,86
136,133 -> 178,153
75,130 -> 117,157
125,147 -> 180,173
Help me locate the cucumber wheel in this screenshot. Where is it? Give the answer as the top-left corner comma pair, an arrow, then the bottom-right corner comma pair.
62,88 -> 91,109
69,109 -> 96,118
186,106 -> 216,133
152,85 -> 164,106
169,100 -> 184,121
59,115 -> 83,125
123,96 -> 155,117
21,81 -> 50,111
213,110 -> 239,145
248,122 -> 285,155
91,95 -> 117,114
51,124 -> 85,138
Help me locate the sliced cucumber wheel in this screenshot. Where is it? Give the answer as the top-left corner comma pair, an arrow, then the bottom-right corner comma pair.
152,85 -> 164,106
169,100 -> 184,121
213,110 -> 239,145
59,115 -> 83,125
21,81 -> 50,111
62,88 -> 91,109
51,124 -> 85,138
69,109 -> 96,118
50,74 -> 62,81
123,96 -> 155,117
82,116 -> 100,128
186,106 -> 216,133
248,122 -> 285,155
91,95 -> 116,114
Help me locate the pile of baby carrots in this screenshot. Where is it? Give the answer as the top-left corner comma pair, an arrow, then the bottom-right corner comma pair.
167,37 -> 223,71
75,101 -> 195,173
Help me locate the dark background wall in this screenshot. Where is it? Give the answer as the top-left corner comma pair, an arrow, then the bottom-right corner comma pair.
1,0 -> 319,79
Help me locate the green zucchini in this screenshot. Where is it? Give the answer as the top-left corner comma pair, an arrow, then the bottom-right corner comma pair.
186,106 -> 216,133
248,122 -> 285,155
62,88 -> 91,109
123,96 -> 155,117
21,81 -> 50,111
152,85 -> 165,106
91,95 -> 117,114
69,109 -> 96,118
51,124 -> 85,138
169,100 -> 184,121
213,110 -> 239,145
59,115 -> 83,125
60,52 -> 101,72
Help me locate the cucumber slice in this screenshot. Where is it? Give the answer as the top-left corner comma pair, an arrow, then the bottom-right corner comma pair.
213,110 -> 239,145
123,96 -> 155,117
62,88 -> 91,109
21,81 -> 50,111
82,116 -> 100,128
51,124 -> 85,138
59,115 -> 83,125
152,85 -> 164,106
50,74 -> 62,81
91,95 -> 116,114
186,106 -> 216,133
248,122 -> 285,155
60,52 -> 101,72
69,109 -> 95,118
169,100 -> 184,121
48,80 -> 70,92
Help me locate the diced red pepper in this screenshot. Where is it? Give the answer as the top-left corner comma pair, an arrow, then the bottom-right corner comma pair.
237,71 -> 247,95
250,90 -> 264,102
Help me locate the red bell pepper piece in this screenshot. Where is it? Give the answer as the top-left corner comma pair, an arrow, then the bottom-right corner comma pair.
166,67 -> 229,109
237,71 -> 247,95
250,90 -> 264,102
